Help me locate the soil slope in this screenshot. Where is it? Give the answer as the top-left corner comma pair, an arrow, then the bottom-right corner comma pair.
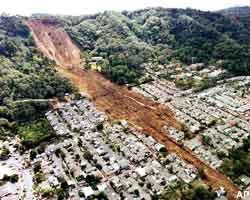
26,19 -> 239,200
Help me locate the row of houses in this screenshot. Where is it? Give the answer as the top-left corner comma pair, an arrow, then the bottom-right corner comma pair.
41,99 -> 201,199
133,63 -> 250,191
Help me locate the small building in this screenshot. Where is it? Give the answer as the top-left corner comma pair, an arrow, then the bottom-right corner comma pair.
80,187 -> 95,198
89,57 -> 103,72
240,175 -> 250,187
91,57 -> 103,62
155,143 -> 166,152
135,167 -> 147,177
97,183 -> 108,192
118,159 -> 129,170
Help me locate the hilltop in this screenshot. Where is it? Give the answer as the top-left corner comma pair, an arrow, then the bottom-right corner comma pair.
219,6 -> 250,33
219,6 -> 250,17
50,7 -> 250,84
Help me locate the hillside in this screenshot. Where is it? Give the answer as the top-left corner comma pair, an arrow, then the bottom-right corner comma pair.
53,7 -> 250,84
0,6 -> 249,150
219,6 -> 250,17
0,8 -> 249,148
0,16 -> 75,139
219,6 -> 250,33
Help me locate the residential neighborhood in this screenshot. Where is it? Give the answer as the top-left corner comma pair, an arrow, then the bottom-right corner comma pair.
133,63 -> 250,191
2,67 -> 250,199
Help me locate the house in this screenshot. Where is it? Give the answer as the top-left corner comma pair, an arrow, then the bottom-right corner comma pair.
91,57 -> 103,62
90,56 -> 103,72
135,167 -> 147,177
97,183 -> 108,192
39,181 -> 52,191
215,187 -> 226,198
184,137 -> 201,151
155,143 -> 165,152
0,165 -> 16,180
240,175 -> 250,187
81,186 -> 95,198
118,159 -> 129,170
48,176 -> 59,187
208,69 -> 225,78
110,176 -> 123,192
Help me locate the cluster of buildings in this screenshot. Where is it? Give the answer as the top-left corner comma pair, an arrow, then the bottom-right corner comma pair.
2,62 -> 250,199
133,63 -> 250,190
32,99 -> 199,199
146,63 -> 226,81
0,95 -> 203,199
0,139 -> 33,200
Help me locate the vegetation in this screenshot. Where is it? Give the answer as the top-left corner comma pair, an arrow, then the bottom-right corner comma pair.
1,174 -> 19,184
83,150 -> 94,161
159,146 -> 168,157
0,9 -> 249,135
110,142 -> 121,153
0,145 -> 10,160
33,171 -> 45,184
96,121 -> 104,131
36,187 -> 65,199
94,192 -> 108,200
85,174 -> 101,189
30,149 -> 38,160
55,7 -> 250,84
220,135 -> 250,182
0,16 -> 75,139
0,9 -> 249,132
201,135 -> 212,146
157,180 -> 216,200
219,7 -> 250,30
18,118 -> 53,147
40,187 -> 58,198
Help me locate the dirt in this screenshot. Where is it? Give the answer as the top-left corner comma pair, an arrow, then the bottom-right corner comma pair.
26,19 -> 239,200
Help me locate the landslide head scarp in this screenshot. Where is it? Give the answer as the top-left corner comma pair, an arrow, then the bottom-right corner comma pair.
26,19 -> 82,68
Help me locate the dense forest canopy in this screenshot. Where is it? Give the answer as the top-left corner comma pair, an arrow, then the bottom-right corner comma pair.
57,7 -> 250,83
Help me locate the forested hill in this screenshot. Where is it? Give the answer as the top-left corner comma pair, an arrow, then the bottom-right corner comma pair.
55,7 -> 250,83
0,7 -> 249,95
219,6 -> 250,17
1,7 -> 250,133
0,16 -> 75,138
219,7 -> 250,33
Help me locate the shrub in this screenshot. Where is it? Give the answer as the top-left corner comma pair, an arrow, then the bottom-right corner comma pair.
83,150 -> 93,161
96,122 -> 104,131
30,149 -> 37,160
0,146 -> 10,160
85,174 -> 101,189
2,174 -> 19,183
201,135 -> 212,146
